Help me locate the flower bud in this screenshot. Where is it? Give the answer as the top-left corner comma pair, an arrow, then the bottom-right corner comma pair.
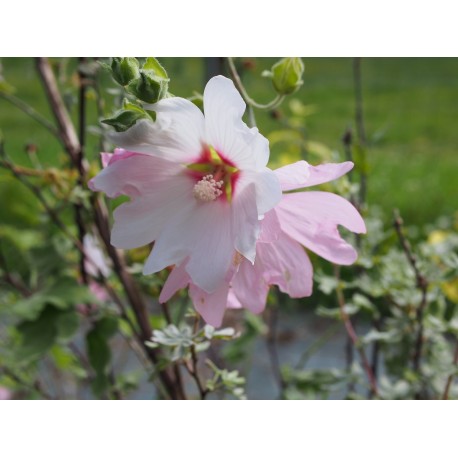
270,57 -> 304,95
111,57 -> 140,86
127,71 -> 168,103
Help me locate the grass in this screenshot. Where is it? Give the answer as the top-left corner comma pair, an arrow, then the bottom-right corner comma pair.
1,57 -> 458,226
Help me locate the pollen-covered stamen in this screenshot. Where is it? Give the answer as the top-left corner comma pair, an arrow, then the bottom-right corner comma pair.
193,174 -> 224,202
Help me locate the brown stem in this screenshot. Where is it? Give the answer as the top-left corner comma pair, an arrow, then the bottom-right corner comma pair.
12,60 -> 185,398
76,57 -> 88,285
393,209 -> 428,376
160,302 -> 187,400
182,316 -> 207,399
36,58 -> 80,162
334,265 -> 378,396
442,339 -> 458,400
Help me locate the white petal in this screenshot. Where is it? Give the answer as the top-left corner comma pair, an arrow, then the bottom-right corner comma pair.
108,97 -> 205,163
203,76 -> 269,171
231,183 -> 259,263
144,200 -> 234,294
142,199 -> 199,275
238,168 -> 282,217
185,201 -> 234,293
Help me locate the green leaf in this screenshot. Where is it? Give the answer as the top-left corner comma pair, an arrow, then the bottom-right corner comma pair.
13,277 -> 97,320
143,57 -> 168,80
15,306 -> 59,362
55,309 -> 80,342
102,109 -> 150,132
86,316 -> 118,397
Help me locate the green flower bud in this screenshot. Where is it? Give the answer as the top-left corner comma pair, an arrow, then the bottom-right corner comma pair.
127,70 -> 168,104
270,57 -> 304,95
111,57 -> 140,86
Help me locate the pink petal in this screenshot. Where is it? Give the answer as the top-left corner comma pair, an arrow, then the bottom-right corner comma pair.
274,160 -> 354,191
83,234 -> 110,277
88,152 -> 185,198
258,210 -> 282,243
100,152 -> 112,168
257,232 -> 313,297
227,289 -> 242,309
159,261 -> 190,303
108,97 -> 205,163
276,191 -> 366,265
190,283 -> 229,327
232,259 -> 269,314
203,76 -> 269,171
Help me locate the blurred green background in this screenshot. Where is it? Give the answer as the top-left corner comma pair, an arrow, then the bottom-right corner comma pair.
1,57 -> 457,226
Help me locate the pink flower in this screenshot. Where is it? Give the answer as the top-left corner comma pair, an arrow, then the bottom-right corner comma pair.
0,386 -> 11,400
89,76 -> 281,293
76,235 -> 111,314
160,160 -> 366,327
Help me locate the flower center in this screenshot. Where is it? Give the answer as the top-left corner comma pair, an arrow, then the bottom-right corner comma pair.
193,175 -> 224,202
188,146 -> 239,203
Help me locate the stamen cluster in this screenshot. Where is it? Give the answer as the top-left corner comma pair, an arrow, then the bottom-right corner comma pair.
193,174 -> 224,202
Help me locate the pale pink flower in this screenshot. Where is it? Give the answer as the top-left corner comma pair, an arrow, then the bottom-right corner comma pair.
89,76 -> 281,293
160,160 -> 366,326
0,386 -> 11,400
76,235 -> 111,314
83,234 -> 111,278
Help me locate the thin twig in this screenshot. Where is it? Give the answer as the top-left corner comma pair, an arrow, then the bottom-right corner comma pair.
442,339 -> 458,400
226,57 -> 284,112
35,58 -> 185,399
0,92 -> 59,138
0,367 -> 54,400
334,265 -> 378,396
266,305 -> 286,398
0,244 -> 31,296
160,302 -> 187,400
353,57 -> 367,207
36,58 -> 80,162
76,57 -> 88,284
295,322 -> 340,370
393,209 -> 428,375
182,315 -> 207,399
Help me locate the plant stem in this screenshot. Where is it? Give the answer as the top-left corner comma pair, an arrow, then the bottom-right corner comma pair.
334,265 -> 378,396
76,57 -> 88,285
8,58 -> 186,399
266,305 -> 286,398
393,209 -> 428,379
442,339 -> 458,400
353,57 -> 367,208
226,57 -> 284,111
0,91 -> 59,139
